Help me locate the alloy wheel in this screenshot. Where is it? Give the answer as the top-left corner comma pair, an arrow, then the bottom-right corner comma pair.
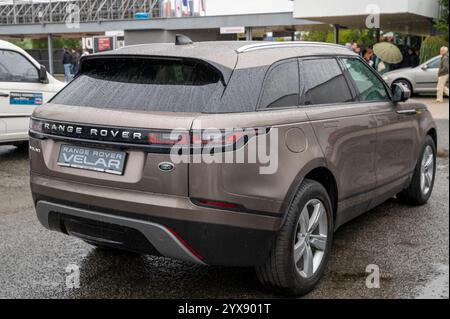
293,199 -> 328,278
420,145 -> 434,196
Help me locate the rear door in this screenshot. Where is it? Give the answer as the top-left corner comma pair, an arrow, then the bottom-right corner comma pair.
300,57 -> 378,225
341,57 -> 418,207
0,49 -> 55,142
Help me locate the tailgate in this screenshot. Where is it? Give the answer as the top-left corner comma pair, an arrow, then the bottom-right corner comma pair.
30,104 -> 197,197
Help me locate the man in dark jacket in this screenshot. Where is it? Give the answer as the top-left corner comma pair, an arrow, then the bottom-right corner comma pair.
437,46 -> 449,103
62,48 -> 73,83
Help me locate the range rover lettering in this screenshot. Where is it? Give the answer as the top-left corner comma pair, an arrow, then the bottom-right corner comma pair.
29,38 -> 437,296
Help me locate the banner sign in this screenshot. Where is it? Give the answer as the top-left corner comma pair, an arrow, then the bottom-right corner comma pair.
160,0 -> 206,17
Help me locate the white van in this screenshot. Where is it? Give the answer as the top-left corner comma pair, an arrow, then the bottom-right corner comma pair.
0,40 -> 64,146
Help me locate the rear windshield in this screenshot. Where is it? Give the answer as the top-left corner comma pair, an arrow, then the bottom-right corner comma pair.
51,57 -> 225,113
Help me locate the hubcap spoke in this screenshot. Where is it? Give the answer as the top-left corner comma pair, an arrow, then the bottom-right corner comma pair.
308,202 -> 323,233
424,154 -> 433,169
309,234 -> 327,251
298,206 -> 309,233
294,239 -> 306,264
303,245 -> 314,277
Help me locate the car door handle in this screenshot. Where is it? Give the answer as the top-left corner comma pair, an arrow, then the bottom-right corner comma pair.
396,109 -> 417,115
0,92 -> 9,97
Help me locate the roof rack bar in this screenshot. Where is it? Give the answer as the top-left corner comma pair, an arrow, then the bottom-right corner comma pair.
236,42 -> 346,54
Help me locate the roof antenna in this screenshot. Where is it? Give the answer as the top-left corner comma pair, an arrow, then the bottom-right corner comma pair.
175,34 -> 193,46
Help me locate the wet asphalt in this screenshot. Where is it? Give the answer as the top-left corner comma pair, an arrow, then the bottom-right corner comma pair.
0,121 -> 448,299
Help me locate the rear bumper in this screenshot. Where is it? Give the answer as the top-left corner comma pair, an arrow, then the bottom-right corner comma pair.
31,174 -> 281,266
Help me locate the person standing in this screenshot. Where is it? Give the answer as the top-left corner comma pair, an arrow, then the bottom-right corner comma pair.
71,49 -> 80,76
436,46 -> 449,103
62,48 -> 73,83
364,46 -> 375,67
410,47 -> 420,68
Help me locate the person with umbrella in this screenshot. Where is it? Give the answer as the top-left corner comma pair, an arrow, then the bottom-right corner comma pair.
373,42 -> 403,75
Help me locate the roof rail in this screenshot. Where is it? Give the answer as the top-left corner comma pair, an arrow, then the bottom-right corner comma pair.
236,42 -> 346,53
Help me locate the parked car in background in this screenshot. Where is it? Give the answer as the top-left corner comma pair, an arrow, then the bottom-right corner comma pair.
0,40 -> 64,146
383,55 -> 445,95
29,39 -> 437,296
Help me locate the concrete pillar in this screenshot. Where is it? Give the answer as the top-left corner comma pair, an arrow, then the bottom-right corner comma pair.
47,33 -> 54,75
245,27 -> 253,41
333,25 -> 340,44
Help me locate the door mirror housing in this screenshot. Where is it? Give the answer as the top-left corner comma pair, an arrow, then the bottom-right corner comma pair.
392,83 -> 411,103
421,64 -> 428,71
39,65 -> 48,83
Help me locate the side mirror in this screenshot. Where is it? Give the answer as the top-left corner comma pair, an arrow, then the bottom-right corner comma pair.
421,65 -> 428,71
392,83 -> 411,103
39,65 -> 48,83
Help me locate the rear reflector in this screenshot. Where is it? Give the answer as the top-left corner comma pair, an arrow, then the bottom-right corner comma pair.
166,227 -> 204,261
196,200 -> 239,210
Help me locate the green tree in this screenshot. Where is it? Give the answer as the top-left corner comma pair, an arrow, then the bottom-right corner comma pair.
303,29 -> 376,46
435,0 -> 449,42
420,36 -> 449,63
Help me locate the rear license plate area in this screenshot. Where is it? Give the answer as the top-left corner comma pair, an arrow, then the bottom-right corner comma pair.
57,144 -> 127,175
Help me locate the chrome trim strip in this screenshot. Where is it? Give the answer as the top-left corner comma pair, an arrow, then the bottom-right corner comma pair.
396,109 -> 418,115
36,201 -> 205,265
237,42 -> 346,53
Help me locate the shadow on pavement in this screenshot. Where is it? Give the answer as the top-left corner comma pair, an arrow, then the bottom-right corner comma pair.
0,144 -> 29,161
67,246 -> 278,299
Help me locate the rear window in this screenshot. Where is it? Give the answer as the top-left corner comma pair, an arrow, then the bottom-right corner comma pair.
299,58 -> 353,106
51,57 -> 225,113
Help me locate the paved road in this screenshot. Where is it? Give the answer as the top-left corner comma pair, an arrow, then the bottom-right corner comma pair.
0,102 -> 448,299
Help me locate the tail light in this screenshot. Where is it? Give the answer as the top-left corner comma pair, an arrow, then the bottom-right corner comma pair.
30,118 -> 43,133
149,131 -> 190,146
29,117 -> 269,154
192,128 -> 267,150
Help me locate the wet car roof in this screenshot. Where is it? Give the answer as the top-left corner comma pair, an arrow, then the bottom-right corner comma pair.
91,41 -> 356,71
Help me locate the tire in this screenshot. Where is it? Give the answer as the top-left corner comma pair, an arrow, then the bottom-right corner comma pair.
256,179 -> 334,296
393,79 -> 413,95
397,135 -> 436,206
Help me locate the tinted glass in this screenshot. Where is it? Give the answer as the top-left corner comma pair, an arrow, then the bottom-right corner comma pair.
0,50 -> 38,82
300,58 -> 353,106
343,58 -> 390,102
427,57 -> 440,69
52,57 -> 225,113
260,60 -> 299,108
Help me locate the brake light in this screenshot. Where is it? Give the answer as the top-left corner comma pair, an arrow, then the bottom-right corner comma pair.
192,129 -> 262,148
149,132 -> 190,146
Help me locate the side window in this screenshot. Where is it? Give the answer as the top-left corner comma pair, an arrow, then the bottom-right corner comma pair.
299,58 -> 353,106
260,59 -> 299,108
427,58 -> 440,69
0,50 -> 39,82
342,58 -> 390,102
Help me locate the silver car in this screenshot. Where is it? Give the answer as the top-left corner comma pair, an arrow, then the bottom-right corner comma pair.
383,56 -> 445,95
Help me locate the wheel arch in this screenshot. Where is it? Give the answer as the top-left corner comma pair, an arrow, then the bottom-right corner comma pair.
427,127 -> 437,148
281,161 -> 338,228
